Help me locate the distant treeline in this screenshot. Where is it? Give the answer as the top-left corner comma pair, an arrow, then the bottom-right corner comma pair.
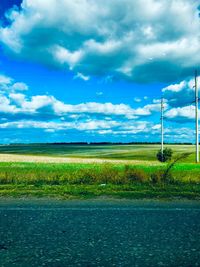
49,142 -> 193,145
5,142 -> 193,146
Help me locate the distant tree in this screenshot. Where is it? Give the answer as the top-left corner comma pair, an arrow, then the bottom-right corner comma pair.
156,148 -> 173,162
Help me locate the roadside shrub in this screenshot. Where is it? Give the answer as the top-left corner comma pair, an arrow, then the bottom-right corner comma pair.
161,153 -> 191,184
157,148 -> 173,162
150,169 -> 174,184
151,153 -> 191,184
124,165 -> 148,183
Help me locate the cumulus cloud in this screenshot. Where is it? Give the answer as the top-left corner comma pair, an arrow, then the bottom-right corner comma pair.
0,90 -> 195,142
164,126 -> 195,142
0,72 -> 168,142
1,85 -> 194,139
134,103 -> 164,116
96,123 -> 194,143
0,73 -> 162,120
164,105 -> 196,122
11,82 -> 28,91
74,72 -> 90,81
0,119 -> 119,131
134,97 -> 142,103
0,71 -> 196,142
0,118 -> 163,140
0,74 -> 12,85
1,0 -> 200,83
0,92 -> 161,119
161,76 -> 200,122
0,73 -> 29,92
162,77 -> 200,107
9,93 -> 26,105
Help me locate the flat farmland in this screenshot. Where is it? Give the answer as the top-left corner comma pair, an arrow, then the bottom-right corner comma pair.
0,144 -> 199,199
0,144 -> 196,162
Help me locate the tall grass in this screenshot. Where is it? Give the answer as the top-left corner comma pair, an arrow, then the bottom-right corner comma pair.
0,162 -> 199,186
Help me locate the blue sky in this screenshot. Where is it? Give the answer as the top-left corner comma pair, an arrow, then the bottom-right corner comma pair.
0,0 -> 199,143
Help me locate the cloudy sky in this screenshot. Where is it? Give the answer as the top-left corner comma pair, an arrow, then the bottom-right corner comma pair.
0,0 -> 199,143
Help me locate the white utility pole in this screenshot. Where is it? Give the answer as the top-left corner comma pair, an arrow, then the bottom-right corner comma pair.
161,97 -> 164,158
195,70 -> 199,163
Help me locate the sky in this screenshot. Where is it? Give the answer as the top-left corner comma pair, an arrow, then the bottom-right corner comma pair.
0,0 -> 199,144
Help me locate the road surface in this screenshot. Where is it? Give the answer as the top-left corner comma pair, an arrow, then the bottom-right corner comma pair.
0,199 -> 200,266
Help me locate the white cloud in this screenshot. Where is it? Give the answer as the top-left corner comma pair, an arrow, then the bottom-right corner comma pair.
0,70 -> 197,142
1,0 -> 200,82
96,92 -> 103,96
0,72 -> 168,141
163,76 -> 200,107
0,81 -> 196,142
0,74 -> 13,85
0,75 -> 162,120
0,73 -> 29,92
0,95 -> 18,113
9,93 -> 26,105
0,119 -> 119,131
21,95 -> 56,113
11,82 -> 28,91
164,105 -> 196,122
152,124 -> 161,130
160,76 -> 200,123
134,97 -> 142,103
53,45 -> 83,69
0,71 -> 165,122
74,72 -> 90,81
133,103 -> 163,116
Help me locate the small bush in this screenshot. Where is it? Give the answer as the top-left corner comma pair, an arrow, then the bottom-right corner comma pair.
124,166 -> 148,183
150,170 -> 174,184
157,148 -> 173,162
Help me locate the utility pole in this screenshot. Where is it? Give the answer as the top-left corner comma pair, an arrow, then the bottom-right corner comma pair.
161,97 -> 164,159
195,70 -> 199,163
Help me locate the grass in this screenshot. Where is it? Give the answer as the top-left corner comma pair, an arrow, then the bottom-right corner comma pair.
0,161 -> 200,199
0,144 -> 199,199
0,184 -> 200,200
0,143 -> 197,162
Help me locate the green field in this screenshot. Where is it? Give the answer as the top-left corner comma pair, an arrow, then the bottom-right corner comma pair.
0,143 -> 197,162
0,144 -> 199,199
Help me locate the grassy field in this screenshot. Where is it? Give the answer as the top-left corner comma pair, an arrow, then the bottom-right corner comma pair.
0,144 -> 199,199
0,143 -> 196,162
0,161 -> 199,199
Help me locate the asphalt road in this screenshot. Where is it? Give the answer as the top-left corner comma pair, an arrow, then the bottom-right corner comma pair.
0,199 -> 200,267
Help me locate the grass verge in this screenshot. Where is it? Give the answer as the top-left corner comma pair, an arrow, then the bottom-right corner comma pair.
0,184 -> 200,200
0,162 -> 200,199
